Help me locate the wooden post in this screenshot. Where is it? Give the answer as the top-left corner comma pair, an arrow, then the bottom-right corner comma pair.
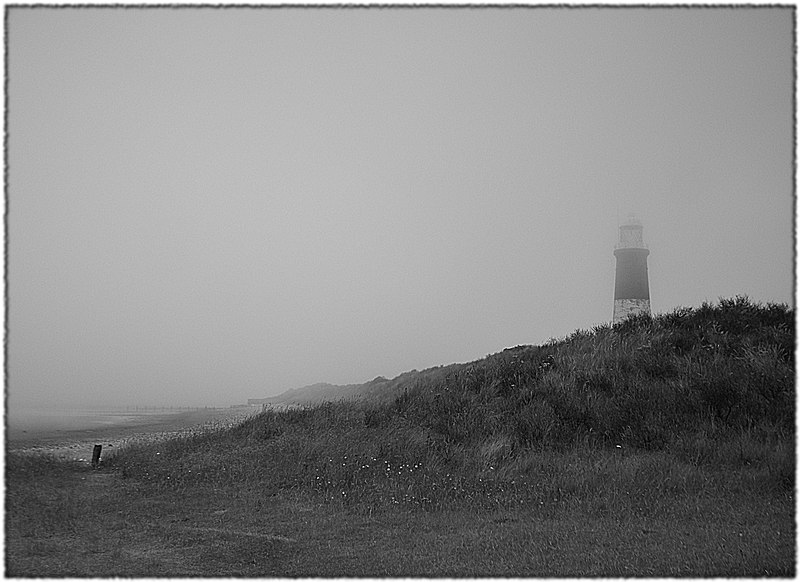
91,444 -> 102,468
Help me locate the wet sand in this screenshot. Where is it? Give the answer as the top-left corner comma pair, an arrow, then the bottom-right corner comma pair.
6,407 -> 260,464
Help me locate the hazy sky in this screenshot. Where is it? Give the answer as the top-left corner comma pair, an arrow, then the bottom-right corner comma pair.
7,6 -> 794,410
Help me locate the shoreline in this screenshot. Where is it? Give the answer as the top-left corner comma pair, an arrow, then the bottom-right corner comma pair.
6,407 -> 260,464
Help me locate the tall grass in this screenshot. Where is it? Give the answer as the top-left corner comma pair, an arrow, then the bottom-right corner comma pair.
108,296 -> 794,512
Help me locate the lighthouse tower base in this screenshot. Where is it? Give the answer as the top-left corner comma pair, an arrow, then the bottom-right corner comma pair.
613,298 -> 651,325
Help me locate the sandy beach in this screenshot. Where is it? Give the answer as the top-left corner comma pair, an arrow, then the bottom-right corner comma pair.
6,407 -> 260,464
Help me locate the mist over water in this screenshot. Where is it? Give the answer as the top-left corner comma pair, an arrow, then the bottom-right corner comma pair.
7,407 -> 126,439
5,404 -> 238,444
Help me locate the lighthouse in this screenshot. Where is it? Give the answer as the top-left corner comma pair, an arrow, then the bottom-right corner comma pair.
613,215 -> 651,324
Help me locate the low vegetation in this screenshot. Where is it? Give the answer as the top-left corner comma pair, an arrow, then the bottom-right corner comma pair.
6,296 -> 794,576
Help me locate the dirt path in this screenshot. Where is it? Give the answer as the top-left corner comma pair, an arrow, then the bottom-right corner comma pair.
6,408 -> 259,465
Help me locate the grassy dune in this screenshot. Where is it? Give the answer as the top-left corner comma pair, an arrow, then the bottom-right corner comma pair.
6,296 -> 794,576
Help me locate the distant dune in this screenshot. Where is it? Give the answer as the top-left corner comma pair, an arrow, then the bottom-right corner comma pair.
257,370 -> 429,407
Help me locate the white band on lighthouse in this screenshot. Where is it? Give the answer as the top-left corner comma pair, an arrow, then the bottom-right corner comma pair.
613,298 -> 651,324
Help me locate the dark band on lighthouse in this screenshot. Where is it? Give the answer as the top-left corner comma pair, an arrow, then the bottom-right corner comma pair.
613,247 -> 650,300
